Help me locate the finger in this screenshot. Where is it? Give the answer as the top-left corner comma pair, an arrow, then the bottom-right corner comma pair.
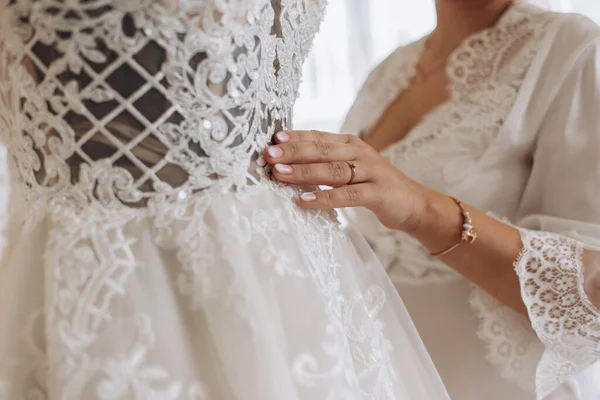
265,141 -> 355,165
297,184 -> 379,209
273,130 -> 355,144
272,161 -> 368,187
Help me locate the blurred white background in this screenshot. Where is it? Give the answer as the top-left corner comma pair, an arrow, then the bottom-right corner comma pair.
294,0 -> 600,131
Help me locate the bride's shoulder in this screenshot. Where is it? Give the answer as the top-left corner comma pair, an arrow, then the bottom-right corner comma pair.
524,10 -> 600,81
360,39 -> 424,89
523,11 -> 600,106
375,39 -> 423,68
544,11 -> 600,53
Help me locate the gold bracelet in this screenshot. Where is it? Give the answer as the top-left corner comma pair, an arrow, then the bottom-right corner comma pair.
431,197 -> 477,257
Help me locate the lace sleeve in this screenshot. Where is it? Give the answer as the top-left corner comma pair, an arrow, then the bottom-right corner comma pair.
468,227 -> 600,398
471,33 -> 600,398
511,35 -> 600,399
515,229 -> 600,398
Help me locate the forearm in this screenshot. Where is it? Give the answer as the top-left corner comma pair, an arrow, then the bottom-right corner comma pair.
410,186 -> 527,315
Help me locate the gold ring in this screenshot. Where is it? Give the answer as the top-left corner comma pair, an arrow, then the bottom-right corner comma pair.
345,161 -> 356,185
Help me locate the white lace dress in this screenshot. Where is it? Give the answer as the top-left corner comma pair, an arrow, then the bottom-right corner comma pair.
343,4 -> 600,400
0,1 -> 451,399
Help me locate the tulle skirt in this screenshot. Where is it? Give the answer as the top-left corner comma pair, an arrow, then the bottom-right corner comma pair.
0,183 -> 449,400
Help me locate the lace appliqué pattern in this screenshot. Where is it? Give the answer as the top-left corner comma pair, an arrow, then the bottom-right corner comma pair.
3,188 -> 400,399
44,203 -> 209,399
515,229 -> 600,398
0,0 -> 326,221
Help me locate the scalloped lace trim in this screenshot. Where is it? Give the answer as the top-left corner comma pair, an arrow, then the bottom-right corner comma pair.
516,229 -> 600,398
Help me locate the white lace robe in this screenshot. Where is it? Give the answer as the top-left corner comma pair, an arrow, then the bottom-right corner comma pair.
342,4 -> 600,400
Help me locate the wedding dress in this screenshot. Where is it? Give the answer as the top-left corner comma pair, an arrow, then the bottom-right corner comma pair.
0,1 -> 450,399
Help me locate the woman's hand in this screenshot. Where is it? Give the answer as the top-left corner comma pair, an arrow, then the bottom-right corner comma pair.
265,130 -> 534,316
264,130 -> 431,232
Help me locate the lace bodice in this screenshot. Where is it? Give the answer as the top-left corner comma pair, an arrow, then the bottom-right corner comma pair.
0,0 -> 325,224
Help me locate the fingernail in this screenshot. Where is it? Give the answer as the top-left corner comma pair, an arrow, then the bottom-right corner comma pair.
267,146 -> 283,158
274,164 -> 293,174
276,131 -> 290,143
300,192 -> 317,202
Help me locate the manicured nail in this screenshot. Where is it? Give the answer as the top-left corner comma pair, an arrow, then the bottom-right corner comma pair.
274,164 -> 293,174
276,131 -> 290,143
267,146 -> 283,158
300,192 -> 317,202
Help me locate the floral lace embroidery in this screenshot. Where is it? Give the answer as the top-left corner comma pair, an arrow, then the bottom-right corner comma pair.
2,184 -> 400,399
0,0 -> 326,223
382,4 -> 550,186
516,229 -> 600,398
